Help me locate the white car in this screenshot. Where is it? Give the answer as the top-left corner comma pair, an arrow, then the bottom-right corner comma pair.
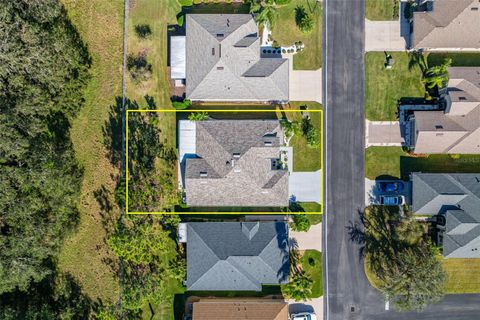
290,312 -> 317,320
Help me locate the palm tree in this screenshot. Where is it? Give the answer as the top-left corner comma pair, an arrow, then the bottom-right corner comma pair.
281,272 -> 313,301
248,0 -> 278,28
422,58 -> 452,89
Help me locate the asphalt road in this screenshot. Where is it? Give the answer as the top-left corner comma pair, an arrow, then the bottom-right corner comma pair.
322,0 -> 480,319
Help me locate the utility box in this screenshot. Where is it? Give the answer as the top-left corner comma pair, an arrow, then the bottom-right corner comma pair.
178,223 -> 187,243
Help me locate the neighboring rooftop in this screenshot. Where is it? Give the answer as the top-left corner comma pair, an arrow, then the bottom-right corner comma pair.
185,14 -> 289,102
413,67 -> 480,154
411,0 -> 480,50
191,298 -> 288,320
183,119 -> 289,207
411,173 -> 480,258
186,222 -> 290,291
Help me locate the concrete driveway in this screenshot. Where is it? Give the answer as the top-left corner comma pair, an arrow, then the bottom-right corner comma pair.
365,178 -> 412,206
365,120 -> 404,147
289,170 -> 321,203
290,222 -> 322,251
288,298 -> 323,320
288,55 -> 322,103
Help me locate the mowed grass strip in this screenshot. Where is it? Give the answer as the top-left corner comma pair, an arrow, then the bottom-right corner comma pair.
285,102 -> 322,171
443,259 -> 480,294
58,0 -> 124,303
271,0 -> 322,70
301,250 -> 323,297
427,52 -> 480,67
365,0 -> 398,21
365,52 -> 424,121
365,147 -> 480,180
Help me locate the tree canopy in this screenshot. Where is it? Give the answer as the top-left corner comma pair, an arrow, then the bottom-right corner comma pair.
0,0 -> 90,300
361,206 -> 446,311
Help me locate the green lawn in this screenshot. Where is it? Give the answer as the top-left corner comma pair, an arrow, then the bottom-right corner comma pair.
286,102 -> 322,172
443,259 -> 480,294
299,203 -> 322,217
427,52 -> 480,67
365,147 -> 480,180
365,52 -> 424,121
365,0 -> 399,21
271,0 -> 322,70
58,0 -> 124,304
301,250 -> 323,298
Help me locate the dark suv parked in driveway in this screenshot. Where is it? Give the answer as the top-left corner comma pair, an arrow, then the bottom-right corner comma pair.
379,181 -> 404,193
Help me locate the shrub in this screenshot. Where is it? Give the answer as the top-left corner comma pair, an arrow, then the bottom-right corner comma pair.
295,5 -> 315,34
172,99 -> 192,110
178,0 -> 193,6
188,112 -> 209,121
302,117 -> 320,148
291,214 -> 311,232
134,24 -> 152,38
127,52 -> 152,83
177,15 -> 185,27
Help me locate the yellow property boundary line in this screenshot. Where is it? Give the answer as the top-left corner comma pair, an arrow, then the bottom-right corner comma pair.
125,109 -> 323,215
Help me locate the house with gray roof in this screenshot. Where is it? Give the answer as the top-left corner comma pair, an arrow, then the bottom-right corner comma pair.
407,67 -> 480,154
411,173 -> 480,258
410,0 -> 480,51
179,119 -> 289,207
182,14 -> 289,102
183,222 -> 290,291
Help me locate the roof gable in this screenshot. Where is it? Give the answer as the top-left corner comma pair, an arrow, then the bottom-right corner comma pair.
185,14 -> 289,101
186,222 -> 289,291
192,299 -> 288,320
412,0 -> 480,49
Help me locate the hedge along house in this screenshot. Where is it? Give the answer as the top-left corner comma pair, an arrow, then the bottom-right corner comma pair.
173,14 -> 289,104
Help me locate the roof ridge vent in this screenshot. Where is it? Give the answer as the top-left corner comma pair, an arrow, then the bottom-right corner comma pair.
241,222 -> 260,240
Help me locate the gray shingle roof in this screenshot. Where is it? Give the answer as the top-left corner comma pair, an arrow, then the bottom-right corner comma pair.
185,14 -> 289,102
411,0 -> 480,49
186,222 -> 290,291
411,173 -> 480,258
413,67 -> 480,154
184,120 -> 289,207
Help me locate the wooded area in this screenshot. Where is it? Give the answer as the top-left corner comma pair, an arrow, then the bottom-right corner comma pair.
0,0 -> 92,317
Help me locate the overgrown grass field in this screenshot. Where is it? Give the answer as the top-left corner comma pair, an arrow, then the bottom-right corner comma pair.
58,0 -> 124,304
